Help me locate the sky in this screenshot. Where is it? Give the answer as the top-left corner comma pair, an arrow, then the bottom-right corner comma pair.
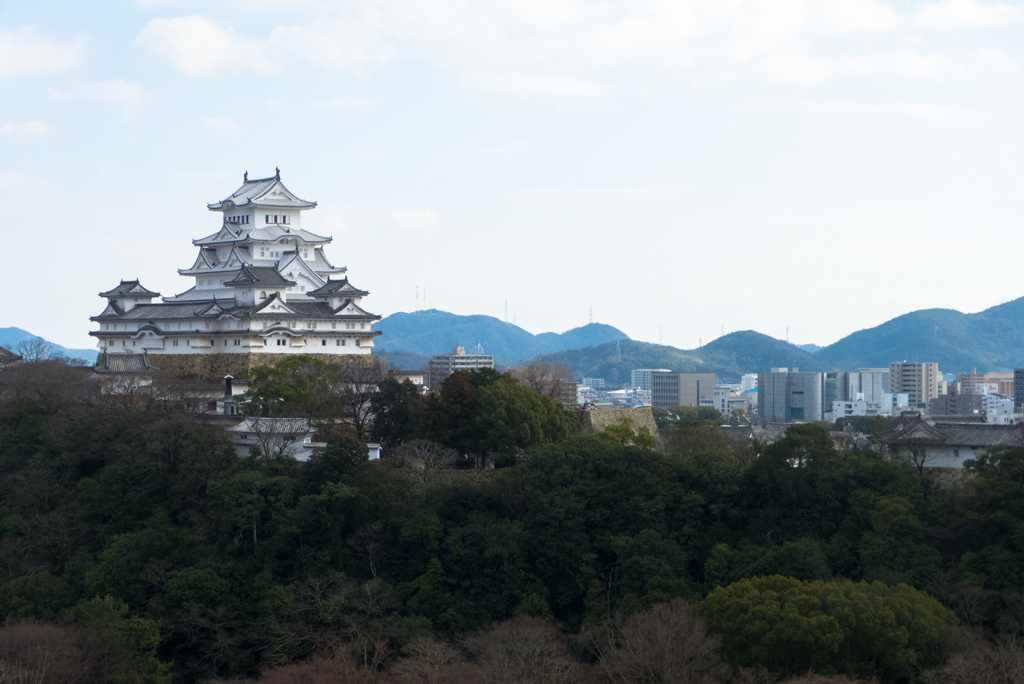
1,0 -> 1022,352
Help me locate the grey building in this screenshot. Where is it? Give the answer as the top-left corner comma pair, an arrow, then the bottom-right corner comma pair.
848,368 -> 890,404
758,370 -> 826,423
651,372 -> 717,409
631,368 -> 671,391
928,388 -> 983,416
427,347 -> 494,391
889,362 -> 940,409
1015,369 -> 1024,412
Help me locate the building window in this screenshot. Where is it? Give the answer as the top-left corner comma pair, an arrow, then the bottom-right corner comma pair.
336,340 -> 340,346
266,215 -> 270,224
341,339 -> 346,346
260,291 -> 267,299
322,340 -> 326,346
331,323 -> 336,329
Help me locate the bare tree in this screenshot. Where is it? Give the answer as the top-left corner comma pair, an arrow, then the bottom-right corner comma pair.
256,648 -> 379,684
467,616 -> 589,684
394,440 -> 459,483
14,339 -> 60,363
339,362 -> 389,441
386,638 -> 474,684
513,362 -> 575,406
0,621 -> 98,684
920,632 -> 1024,684
243,416 -> 311,459
596,598 -> 728,684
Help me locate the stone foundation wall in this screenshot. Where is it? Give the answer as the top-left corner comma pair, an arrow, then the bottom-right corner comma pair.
577,407 -> 658,436
140,353 -> 378,380
922,466 -> 973,488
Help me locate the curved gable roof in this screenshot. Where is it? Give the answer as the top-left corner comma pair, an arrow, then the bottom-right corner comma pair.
208,171 -> 316,211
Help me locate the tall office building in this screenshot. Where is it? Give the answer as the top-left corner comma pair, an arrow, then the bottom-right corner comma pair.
848,369 -> 890,404
889,362 -> 940,408
631,368 -> 671,391
651,372 -> 717,409
1015,369 -> 1024,412
757,370 -> 826,423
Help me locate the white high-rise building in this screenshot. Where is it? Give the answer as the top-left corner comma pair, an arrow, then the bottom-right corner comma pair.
90,170 -> 382,378
631,368 -> 671,391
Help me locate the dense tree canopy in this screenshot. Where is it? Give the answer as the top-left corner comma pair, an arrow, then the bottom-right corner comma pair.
0,361 -> 1022,684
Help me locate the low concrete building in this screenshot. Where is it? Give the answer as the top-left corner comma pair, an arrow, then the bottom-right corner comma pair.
651,372 -> 717,409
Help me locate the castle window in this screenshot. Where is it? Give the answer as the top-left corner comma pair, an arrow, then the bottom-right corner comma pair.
211,340 -> 215,346
322,340 -> 326,346
331,323 -> 336,329
260,291 -> 267,299
336,340 -> 340,346
266,215 -> 270,224
341,339 -> 346,346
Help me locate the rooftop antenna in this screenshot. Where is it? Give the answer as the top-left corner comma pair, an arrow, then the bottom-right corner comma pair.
243,171 -> 248,181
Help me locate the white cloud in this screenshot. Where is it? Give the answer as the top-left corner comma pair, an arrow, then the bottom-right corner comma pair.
49,80 -> 148,117
0,28 -> 82,77
138,15 -> 271,76
390,207 -> 440,232
308,95 -> 380,109
138,14 -> 389,76
464,70 -> 608,96
0,120 -> 52,137
201,117 -> 239,133
136,1 -> 1023,88
748,96 -> 980,122
913,0 -> 1023,30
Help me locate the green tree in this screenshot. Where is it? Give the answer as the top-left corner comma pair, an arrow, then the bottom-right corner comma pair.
696,576 -> 956,681
65,595 -> 170,684
370,378 -> 424,447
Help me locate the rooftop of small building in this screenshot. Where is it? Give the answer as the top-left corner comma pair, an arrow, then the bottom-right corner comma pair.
99,280 -> 160,298
93,351 -> 155,374
207,169 -> 317,211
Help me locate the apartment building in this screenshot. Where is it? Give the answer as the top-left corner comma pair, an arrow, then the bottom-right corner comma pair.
427,347 -> 494,391
889,362 -> 940,408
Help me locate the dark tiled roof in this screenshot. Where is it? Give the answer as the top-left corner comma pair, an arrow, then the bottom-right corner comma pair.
308,278 -> 369,297
0,347 -> 22,364
886,416 -> 1024,448
224,266 -> 295,288
934,423 -> 1024,447
94,352 -> 154,373
93,297 -> 382,324
99,280 -> 160,298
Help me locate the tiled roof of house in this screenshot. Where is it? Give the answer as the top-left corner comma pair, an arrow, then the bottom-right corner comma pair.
224,266 -> 295,288
93,352 -> 154,373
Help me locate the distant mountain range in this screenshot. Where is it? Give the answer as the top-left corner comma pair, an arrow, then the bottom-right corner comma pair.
8,293 -> 1024,378
0,328 -> 97,364
814,297 -> 1024,373
373,310 -> 629,363
534,331 -> 830,384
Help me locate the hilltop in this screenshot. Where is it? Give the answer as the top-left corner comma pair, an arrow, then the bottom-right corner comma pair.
373,310 -> 629,363
815,296 -> 1024,373
533,330 -> 831,385
0,328 -> 97,364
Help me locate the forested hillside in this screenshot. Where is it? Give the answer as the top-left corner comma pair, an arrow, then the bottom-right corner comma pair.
373,310 -> 628,362
0,360 -> 1022,683
815,295 -> 1024,372
533,331 -> 831,384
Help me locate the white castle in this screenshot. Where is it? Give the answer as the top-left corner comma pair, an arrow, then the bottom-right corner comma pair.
90,170 -> 381,377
